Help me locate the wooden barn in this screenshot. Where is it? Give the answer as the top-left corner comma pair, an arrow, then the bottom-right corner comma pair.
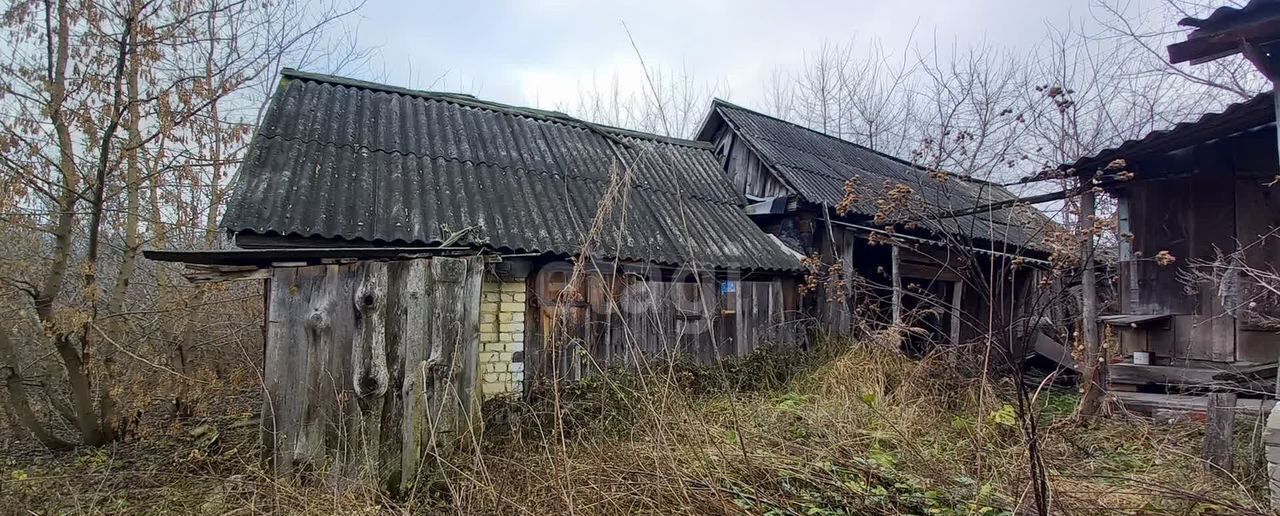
1063,93 -> 1280,390
695,100 -> 1058,350
147,69 -> 806,483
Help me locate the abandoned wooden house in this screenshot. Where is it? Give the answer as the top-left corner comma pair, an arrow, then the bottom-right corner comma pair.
159,68 -> 806,394
1062,92 -> 1280,392
146,69 -> 807,482
695,100 -> 1058,350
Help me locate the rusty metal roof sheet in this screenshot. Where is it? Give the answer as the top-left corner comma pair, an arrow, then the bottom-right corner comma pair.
221,69 -> 802,272
701,99 -> 1053,251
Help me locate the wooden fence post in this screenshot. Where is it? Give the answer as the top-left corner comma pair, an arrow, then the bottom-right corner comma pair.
1203,391 -> 1237,475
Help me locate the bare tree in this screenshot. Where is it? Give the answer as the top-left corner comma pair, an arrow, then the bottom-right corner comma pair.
0,0 -> 367,447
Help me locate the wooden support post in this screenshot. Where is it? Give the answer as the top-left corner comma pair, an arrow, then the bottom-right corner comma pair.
949,280 -> 964,346
891,245 -> 902,327
1079,183 -> 1107,416
1273,85 -> 1280,398
1203,391 -> 1237,475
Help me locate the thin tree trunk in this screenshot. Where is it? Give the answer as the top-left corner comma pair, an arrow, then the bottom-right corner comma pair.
2,332 -> 73,450
53,334 -> 104,444
35,0 -> 77,325
1078,184 -> 1107,416
32,0 -> 107,447
106,2 -> 143,317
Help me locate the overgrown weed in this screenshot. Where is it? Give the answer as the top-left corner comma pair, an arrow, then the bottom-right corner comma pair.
2,335 -> 1273,514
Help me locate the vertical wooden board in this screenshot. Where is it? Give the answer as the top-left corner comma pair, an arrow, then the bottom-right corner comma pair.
816,225 -> 852,333
749,282 -> 765,352
1188,283 -> 1235,362
456,257 -> 483,436
263,267 -> 303,474
660,281 -> 679,361
386,259 -> 429,492
263,264 -> 356,475
1209,289 -> 1237,363
348,263 -> 389,482
420,259 -> 457,452
1236,177 -> 1280,270
769,280 -> 786,346
690,280 -> 716,364
1131,179 -> 1196,315
352,262 -> 390,399
628,277 -> 654,369
646,280 -> 663,363
1234,176 -> 1280,332
1145,328 -> 1175,359
626,276 -> 652,366
734,281 -> 749,357
1172,315 -> 1211,361
588,276 -> 608,371
420,256 -> 482,445
1236,330 -> 1280,363
949,280 -> 964,346
891,245 -> 903,327
324,264 -> 363,482
307,264 -> 351,473
1189,156 -> 1237,362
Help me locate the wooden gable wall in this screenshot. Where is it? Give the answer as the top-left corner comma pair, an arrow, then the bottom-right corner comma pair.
709,123 -> 792,199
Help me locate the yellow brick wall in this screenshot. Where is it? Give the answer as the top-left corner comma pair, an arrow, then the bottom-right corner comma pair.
479,279 -> 526,397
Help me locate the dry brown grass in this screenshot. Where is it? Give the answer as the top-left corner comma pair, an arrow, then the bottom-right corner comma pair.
2,336 -> 1274,515
437,334 -> 1275,515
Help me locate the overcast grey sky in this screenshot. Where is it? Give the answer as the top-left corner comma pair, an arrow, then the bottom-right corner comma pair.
349,0 -> 1121,112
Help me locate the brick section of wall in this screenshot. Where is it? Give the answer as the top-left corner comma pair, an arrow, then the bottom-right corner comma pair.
479,279 -> 526,397
1266,403 -> 1280,507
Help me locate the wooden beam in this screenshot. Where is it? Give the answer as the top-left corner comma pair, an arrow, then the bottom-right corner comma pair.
1109,363 -> 1229,387
183,264 -> 272,283
145,246 -> 475,267
829,219 -> 1053,267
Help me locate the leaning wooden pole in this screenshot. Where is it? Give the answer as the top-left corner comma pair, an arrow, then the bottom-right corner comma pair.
1078,179 -> 1107,417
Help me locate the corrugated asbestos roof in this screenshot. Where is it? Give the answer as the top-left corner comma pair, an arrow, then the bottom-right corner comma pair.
702,99 -> 1052,251
1063,93 -> 1274,173
221,69 -> 802,272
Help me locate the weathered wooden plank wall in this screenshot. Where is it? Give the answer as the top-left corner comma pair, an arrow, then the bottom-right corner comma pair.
1112,128 -> 1280,364
712,125 -> 791,199
261,257 -> 482,491
525,274 -> 796,382
1230,129 -> 1280,362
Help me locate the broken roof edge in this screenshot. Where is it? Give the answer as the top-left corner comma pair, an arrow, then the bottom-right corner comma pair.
279,68 -> 712,151
1178,0 -> 1280,30
1048,92 -> 1274,179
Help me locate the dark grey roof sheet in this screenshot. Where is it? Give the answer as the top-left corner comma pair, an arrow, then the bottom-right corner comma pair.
1168,0 -> 1280,64
704,99 -> 1053,251
221,69 -> 802,271
1179,0 -> 1280,31
1062,93 -> 1274,173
